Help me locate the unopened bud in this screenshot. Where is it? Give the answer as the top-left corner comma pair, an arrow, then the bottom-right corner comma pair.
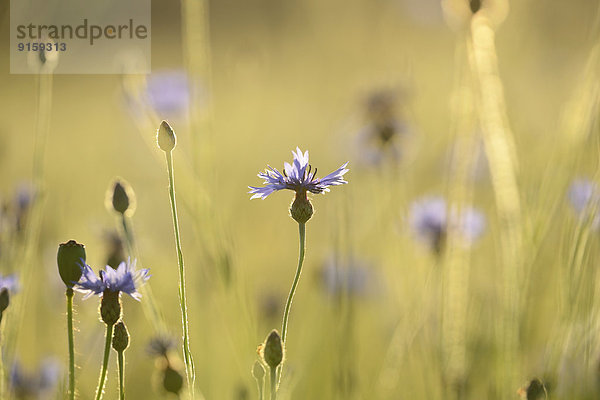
290,191 -> 313,224
157,120 -> 176,152
57,240 -> 86,288
163,365 -> 184,395
0,288 -> 9,313
251,360 -> 265,381
108,179 -> 136,216
112,321 -> 130,352
260,330 -> 284,369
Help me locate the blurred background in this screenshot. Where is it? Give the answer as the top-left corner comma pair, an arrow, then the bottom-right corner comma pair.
1,0 -> 600,398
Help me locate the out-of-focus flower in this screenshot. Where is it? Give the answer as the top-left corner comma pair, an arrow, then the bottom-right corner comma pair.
147,336 -> 177,358
10,358 -> 61,400
354,89 -> 414,167
145,70 -> 191,117
568,178 -> 600,229
319,255 -> 371,297
12,183 -> 36,234
74,260 -> 150,300
249,147 -> 348,200
409,196 -> 486,253
0,273 -> 18,293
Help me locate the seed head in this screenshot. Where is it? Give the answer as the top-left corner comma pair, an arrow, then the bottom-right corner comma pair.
57,240 -> 86,288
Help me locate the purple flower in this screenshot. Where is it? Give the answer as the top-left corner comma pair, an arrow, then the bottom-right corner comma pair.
10,358 -> 60,399
568,179 -> 600,229
249,147 -> 349,200
409,196 -> 486,253
145,70 -> 191,117
0,274 -> 18,293
320,255 -> 371,297
74,260 -> 150,301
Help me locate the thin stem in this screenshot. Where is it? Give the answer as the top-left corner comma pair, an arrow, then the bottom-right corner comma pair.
165,151 -> 195,398
66,288 -> 75,400
278,222 -> 306,384
257,379 -> 264,400
95,324 -> 114,400
269,368 -> 277,400
0,315 -> 4,400
117,351 -> 125,400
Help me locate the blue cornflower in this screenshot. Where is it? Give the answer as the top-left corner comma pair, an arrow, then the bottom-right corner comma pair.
249,147 -> 349,200
10,358 -> 60,399
409,196 -> 486,253
145,70 -> 191,117
74,260 -> 150,301
320,255 -> 372,297
0,274 -> 18,293
568,178 -> 600,229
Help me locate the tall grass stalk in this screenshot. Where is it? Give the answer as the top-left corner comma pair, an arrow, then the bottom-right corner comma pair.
467,14 -> 523,395
441,36 -> 477,397
3,68 -> 55,396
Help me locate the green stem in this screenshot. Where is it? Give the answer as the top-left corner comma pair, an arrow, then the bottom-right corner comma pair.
257,379 -> 264,400
0,315 -> 4,400
117,351 -> 125,400
278,222 -> 306,384
67,288 -> 75,400
95,324 -> 114,400
269,368 -> 277,400
165,151 -> 195,398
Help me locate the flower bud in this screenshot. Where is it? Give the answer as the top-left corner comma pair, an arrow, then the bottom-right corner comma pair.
163,364 -> 184,395
157,120 -> 176,152
100,290 -> 122,326
260,330 -> 284,369
0,288 -> 10,322
290,191 -> 313,224
112,321 -> 130,352
57,240 -> 86,288
469,0 -> 482,13
251,360 -> 265,381
108,178 -> 136,216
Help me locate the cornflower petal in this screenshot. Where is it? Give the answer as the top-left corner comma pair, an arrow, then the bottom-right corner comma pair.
249,148 -> 349,199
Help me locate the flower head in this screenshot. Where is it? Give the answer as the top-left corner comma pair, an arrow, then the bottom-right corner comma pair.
148,336 -> 177,358
249,147 -> 349,200
74,259 -> 150,301
0,274 -> 18,294
409,196 -> 486,253
10,358 -> 60,399
145,70 -> 191,117
320,255 -> 371,297
568,178 -> 600,229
